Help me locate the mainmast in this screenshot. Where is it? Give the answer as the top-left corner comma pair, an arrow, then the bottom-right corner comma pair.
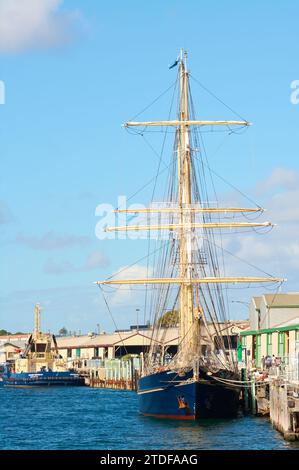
177,51 -> 199,361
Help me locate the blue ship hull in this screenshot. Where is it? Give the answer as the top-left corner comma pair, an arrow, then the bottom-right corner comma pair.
0,371 -> 85,387
138,369 -> 240,420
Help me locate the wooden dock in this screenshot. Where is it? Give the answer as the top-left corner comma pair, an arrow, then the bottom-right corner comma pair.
269,377 -> 299,440
77,357 -> 140,391
89,377 -> 136,390
242,361 -> 299,441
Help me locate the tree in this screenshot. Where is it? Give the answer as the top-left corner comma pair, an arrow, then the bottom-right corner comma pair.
158,310 -> 179,327
0,329 -> 11,336
58,327 -> 68,336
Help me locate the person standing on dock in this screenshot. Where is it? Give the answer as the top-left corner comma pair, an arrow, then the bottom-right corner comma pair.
265,356 -> 272,369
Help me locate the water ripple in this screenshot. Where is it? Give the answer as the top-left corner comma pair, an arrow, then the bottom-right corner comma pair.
1,387 -> 298,450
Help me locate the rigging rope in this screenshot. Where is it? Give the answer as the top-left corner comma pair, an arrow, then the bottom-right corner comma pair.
127,79 -> 178,122
97,285 -> 128,355
189,73 -> 248,122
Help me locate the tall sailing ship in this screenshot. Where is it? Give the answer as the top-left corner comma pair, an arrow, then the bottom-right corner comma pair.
96,50 -> 283,419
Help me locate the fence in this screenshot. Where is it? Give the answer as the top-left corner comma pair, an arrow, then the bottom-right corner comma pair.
88,357 -> 140,390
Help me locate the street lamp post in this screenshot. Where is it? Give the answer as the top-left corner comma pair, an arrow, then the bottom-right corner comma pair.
136,308 -> 140,331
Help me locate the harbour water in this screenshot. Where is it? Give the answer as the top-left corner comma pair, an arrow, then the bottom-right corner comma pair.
1,387 -> 299,450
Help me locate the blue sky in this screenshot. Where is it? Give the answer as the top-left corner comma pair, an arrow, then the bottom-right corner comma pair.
0,0 -> 299,333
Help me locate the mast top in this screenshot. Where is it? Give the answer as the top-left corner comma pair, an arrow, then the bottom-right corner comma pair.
183,50 -> 188,70
180,48 -> 187,59
179,49 -> 188,71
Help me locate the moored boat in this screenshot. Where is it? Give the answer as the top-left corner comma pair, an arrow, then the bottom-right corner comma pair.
1,304 -> 85,387
95,50 -> 284,419
138,368 -> 240,420
1,369 -> 84,387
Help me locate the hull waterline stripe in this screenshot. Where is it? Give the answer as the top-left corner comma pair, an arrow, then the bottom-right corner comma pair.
138,387 -> 165,395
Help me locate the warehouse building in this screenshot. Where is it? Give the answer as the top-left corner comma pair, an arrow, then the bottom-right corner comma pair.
240,293 -> 299,369
0,341 -> 26,364
56,321 -> 249,363
57,328 -> 179,362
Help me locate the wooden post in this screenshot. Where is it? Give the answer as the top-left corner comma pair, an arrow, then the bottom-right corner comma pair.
251,373 -> 257,415
130,357 -> 134,391
242,368 -> 249,412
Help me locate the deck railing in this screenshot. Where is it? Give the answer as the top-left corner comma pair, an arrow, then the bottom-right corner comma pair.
67,357 -> 141,390
268,354 -> 299,383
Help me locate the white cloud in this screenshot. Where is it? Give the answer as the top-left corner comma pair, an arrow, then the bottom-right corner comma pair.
44,250 -> 109,274
0,0 -> 83,53
226,167 -> 299,289
234,236 -> 275,262
269,188 -> 299,224
109,264 -> 152,306
16,231 -> 92,250
256,167 -> 298,195
83,251 -> 109,270
230,229 -> 299,283
113,264 -> 152,281
44,259 -> 76,274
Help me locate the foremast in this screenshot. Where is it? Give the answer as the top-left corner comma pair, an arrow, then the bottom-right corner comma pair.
177,51 -> 199,367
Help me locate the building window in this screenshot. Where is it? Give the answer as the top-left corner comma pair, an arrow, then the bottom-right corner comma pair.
257,310 -> 261,329
278,332 -> 285,357
226,335 -> 238,349
76,348 -> 81,358
94,347 -> 99,358
285,331 -> 290,354
254,335 -> 261,368
214,335 -> 238,350
67,348 -> 72,358
201,345 -> 209,356
266,333 -> 272,356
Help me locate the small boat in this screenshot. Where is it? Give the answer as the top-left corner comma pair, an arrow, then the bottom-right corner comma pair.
1,304 -> 85,387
